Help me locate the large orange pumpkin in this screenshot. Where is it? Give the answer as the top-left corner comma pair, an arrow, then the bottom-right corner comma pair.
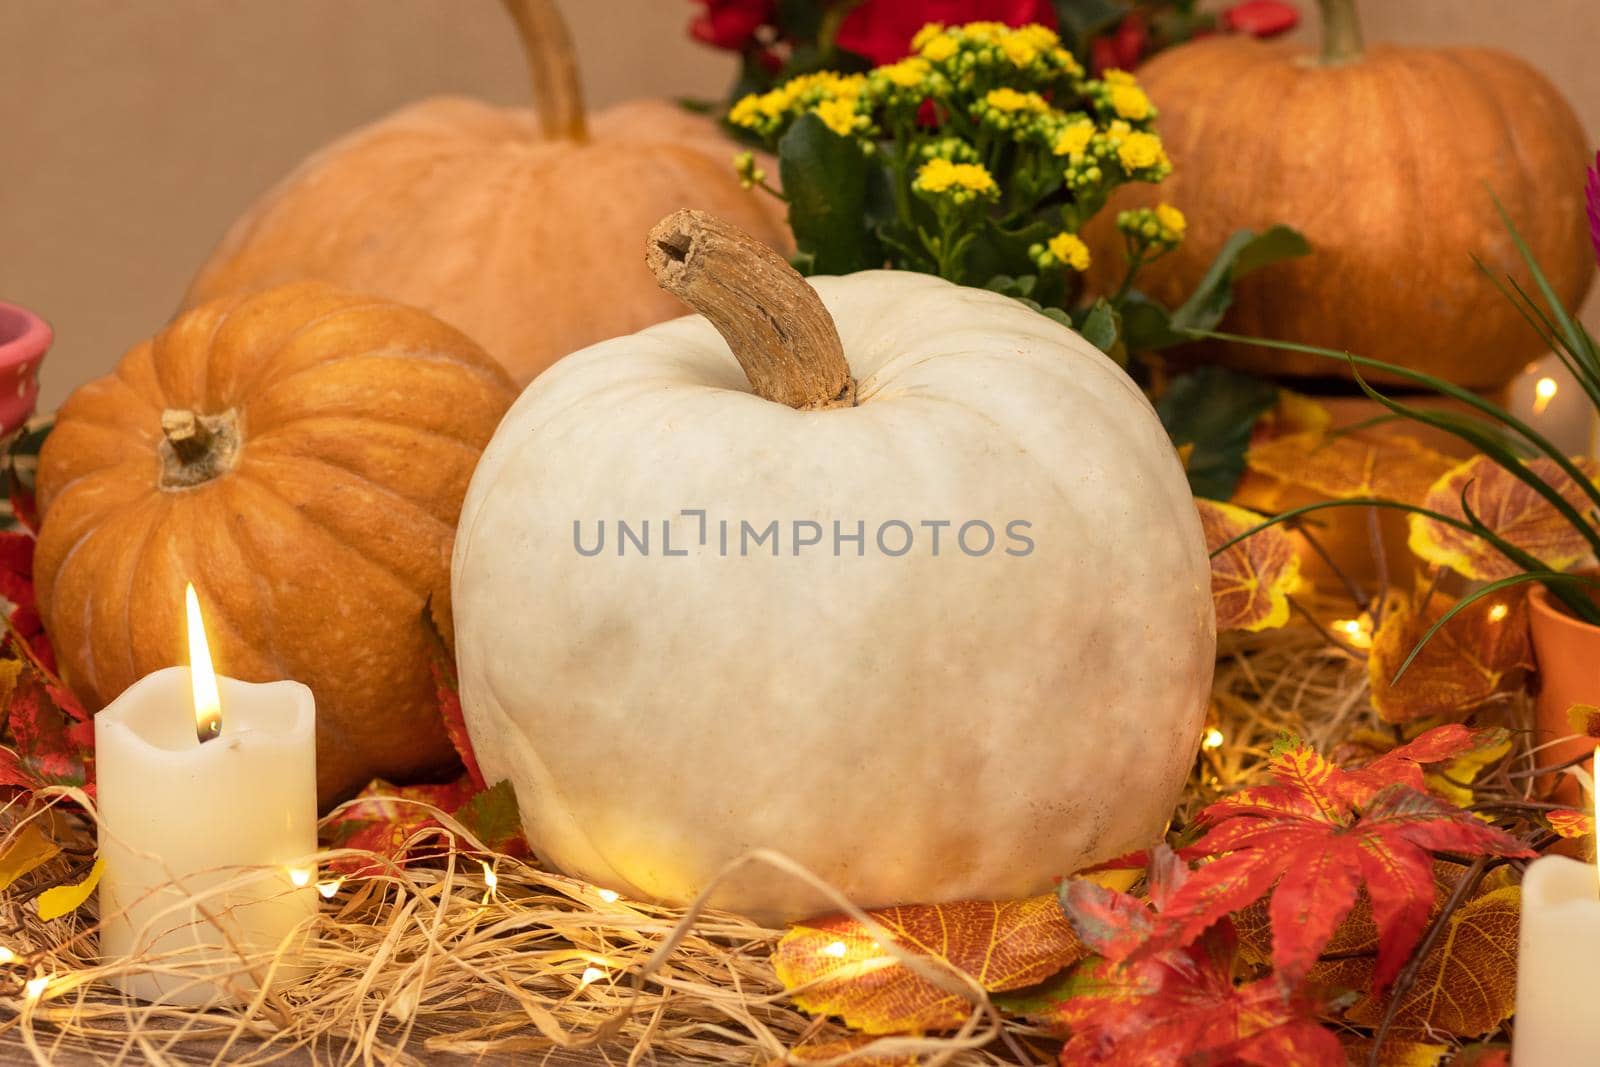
1091,0 -> 1594,388
36,283 -> 517,806
184,0 -> 790,386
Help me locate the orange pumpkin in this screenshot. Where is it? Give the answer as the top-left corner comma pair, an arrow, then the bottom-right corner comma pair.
1091,0 -> 1594,388
184,0 -> 790,386
36,283 -> 517,806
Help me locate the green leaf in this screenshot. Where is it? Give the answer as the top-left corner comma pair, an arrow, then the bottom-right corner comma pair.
1167,225 -> 1311,335
455,780 -> 525,853
1119,292 -> 1183,353
1156,366 -> 1277,500
778,113 -> 880,275
1078,299 -> 1122,356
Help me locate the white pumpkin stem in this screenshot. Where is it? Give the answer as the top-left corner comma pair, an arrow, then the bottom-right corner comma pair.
1315,0 -> 1364,65
500,0 -> 588,142
647,210 -> 857,411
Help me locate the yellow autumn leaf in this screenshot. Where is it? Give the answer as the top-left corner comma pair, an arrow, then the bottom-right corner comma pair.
0,821 -> 61,892
780,1035 -> 917,1066
37,857 -> 102,921
1196,499 -> 1300,632
1408,455 -> 1600,581
1247,431 -> 1456,504
773,896 -> 1086,1035
1567,703 -> 1600,738
1345,886 -> 1520,1038
1368,591 -> 1533,724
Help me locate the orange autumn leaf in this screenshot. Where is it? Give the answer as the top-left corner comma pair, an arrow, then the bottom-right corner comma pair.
773,896 -> 1086,1034
1547,808 -> 1594,838
1196,499 -> 1300,632
1246,432 -> 1456,504
1368,591 -> 1533,724
781,1036 -> 917,1066
1407,455 -> 1600,581
1566,703 -> 1600,738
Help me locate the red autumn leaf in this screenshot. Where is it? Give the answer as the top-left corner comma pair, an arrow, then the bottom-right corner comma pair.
1143,739 -> 1530,990
1196,499 -> 1300,632
1350,724 -> 1511,800
1548,809 -> 1594,839
423,602 -> 485,791
0,629 -> 93,795
1367,590 -> 1533,724
1408,455 -> 1600,581
1046,849 -> 1345,1067
323,776 -> 478,873
774,895 -> 1087,1034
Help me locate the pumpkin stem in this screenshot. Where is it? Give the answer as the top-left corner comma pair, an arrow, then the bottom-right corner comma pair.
1315,0 -> 1365,65
500,0 -> 588,142
646,210 -> 856,411
159,409 -> 241,489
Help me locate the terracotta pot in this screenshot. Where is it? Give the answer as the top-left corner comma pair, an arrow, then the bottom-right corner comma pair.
0,302 -> 49,438
1530,580 -> 1600,801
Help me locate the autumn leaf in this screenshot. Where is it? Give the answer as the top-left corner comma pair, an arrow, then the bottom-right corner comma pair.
781,1035 -> 916,1066
1144,739 -> 1530,990
1044,850 -> 1345,1067
1343,886 -> 1520,1039
1339,1038 -> 1449,1067
37,856 -> 102,921
1251,390 -> 1333,443
0,640 -> 94,794
0,819 -> 60,891
773,895 -> 1086,1034
1367,590 -> 1532,724
1197,499 -> 1300,632
1247,432 -> 1456,504
423,603 -> 485,791
1547,809 -> 1593,838
453,780 -> 525,855
1567,703 -> 1600,738
323,775 -> 481,874
1408,455 -> 1600,581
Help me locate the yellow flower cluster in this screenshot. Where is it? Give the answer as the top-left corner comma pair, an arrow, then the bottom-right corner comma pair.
1033,231 -> 1091,272
732,150 -> 766,190
728,70 -> 870,140
912,21 -> 1083,85
1099,70 -> 1154,122
913,157 -> 999,206
1117,203 -> 1188,251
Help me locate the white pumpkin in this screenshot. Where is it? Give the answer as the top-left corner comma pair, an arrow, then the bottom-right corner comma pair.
452,211 -> 1214,921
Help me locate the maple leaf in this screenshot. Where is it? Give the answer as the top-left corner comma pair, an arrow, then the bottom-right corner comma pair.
1547,808 -> 1593,838
1147,740 -> 1530,990
1247,431 -> 1456,505
323,775 -> 479,874
1367,590 -> 1532,724
1043,849 -> 1345,1067
1407,454 -> 1600,581
773,895 -> 1086,1034
1196,499 -> 1300,632
0,643 -> 93,794
1343,886 -> 1521,1039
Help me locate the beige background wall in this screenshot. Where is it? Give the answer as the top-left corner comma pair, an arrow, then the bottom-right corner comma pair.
2,1 -> 1598,411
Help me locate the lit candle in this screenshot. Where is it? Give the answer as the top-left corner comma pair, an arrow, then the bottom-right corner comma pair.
96,584 -> 318,1005
1514,746 -> 1600,1064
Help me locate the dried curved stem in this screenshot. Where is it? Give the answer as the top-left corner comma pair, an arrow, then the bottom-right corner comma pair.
647,210 -> 856,411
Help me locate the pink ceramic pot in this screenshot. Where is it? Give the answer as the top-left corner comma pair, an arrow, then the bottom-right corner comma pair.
0,302 -> 48,436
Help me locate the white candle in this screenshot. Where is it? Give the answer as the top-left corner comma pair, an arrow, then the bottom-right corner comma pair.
1515,751 -> 1600,1065
96,585 -> 318,1006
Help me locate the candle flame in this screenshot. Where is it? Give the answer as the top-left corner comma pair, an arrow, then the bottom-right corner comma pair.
1533,376 -> 1558,414
185,584 -> 222,742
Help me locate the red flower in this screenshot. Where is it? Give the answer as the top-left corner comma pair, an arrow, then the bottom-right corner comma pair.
1220,0 -> 1301,38
1585,151 -> 1600,267
1090,11 -> 1149,75
836,0 -> 1057,66
689,0 -> 776,51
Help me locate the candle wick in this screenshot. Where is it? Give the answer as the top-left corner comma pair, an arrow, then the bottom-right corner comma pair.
196,714 -> 222,744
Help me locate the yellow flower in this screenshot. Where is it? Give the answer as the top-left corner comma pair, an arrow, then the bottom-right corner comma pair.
921,33 -> 959,62
963,21 -> 1007,42
813,98 -> 864,138
1155,203 -> 1187,239
1103,69 -> 1138,86
911,22 -> 946,51
1050,46 -> 1084,78
1052,119 -> 1095,158
1015,24 -> 1060,50
1000,34 -> 1038,67
1117,130 -> 1168,171
1047,232 -> 1091,272
879,56 -> 930,89
728,89 -> 787,129
732,151 -> 766,189
913,157 -> 999,200
984,88 -> 1048,113
1109,83 -> 1153,121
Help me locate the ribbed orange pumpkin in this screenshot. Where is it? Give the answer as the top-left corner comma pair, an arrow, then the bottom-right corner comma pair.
184,0 -> 789,386
35,283 -> 518,806
1091,0 -> 1594,388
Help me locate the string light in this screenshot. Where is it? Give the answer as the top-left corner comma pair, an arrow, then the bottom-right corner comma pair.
596,888 -> 620,904
287,867 -> 313,888
1533,376 -> 1558,414
580,966 -> 606,987
1201,727 -> 1225,751
1332,617 -> 1373,650
0,946 -> 15,965
822,940 -> 849,958
1488,602 -> 1509,623
316,879 -> 343,899
24,975 -> 49,1002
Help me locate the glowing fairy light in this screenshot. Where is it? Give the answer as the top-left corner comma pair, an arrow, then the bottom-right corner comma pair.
481,861 -> 498,904
287,867 -> 313,888
0,946 -> 15,965
822,940 -> 849,958
1332,617 -> 1373,650
1202,727 -> 1225,751
1488,602 -> 1509,623
580,966 -> 606,987
1533,376 -> 1558,414
596,888 -> 620,904
317,879 -> 343,899
24,975 -> 49,1002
